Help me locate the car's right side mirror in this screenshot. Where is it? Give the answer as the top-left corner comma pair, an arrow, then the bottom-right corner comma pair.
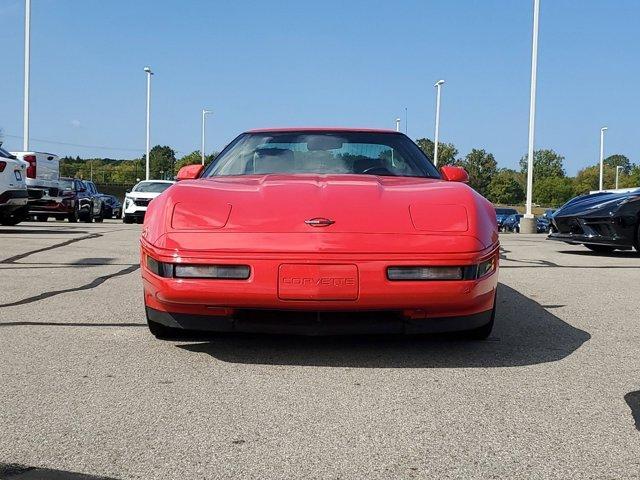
177,164 -> 204,181
440,165 -> 469,183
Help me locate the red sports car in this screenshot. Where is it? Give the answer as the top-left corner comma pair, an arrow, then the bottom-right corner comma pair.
141,128 -> 499,339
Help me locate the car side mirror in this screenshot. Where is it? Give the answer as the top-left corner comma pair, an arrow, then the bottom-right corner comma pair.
440,165 -> 469,183
177,164 -> 204,181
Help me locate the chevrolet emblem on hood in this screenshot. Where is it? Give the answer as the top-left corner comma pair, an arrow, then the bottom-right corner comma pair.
305,218 -> 335,227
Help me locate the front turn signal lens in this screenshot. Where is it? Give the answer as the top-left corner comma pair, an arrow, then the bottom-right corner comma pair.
387,266 -> 463,281
174,264 -> 250,280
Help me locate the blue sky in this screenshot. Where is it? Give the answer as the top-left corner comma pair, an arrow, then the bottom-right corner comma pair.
0,0 -> 638,174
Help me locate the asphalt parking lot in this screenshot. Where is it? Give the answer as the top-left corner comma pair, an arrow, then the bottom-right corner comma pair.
1,221 -> 639,479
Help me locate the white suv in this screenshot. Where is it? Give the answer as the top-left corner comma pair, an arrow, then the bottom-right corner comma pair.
122,180 -> 175,224
0,146 -> 29,226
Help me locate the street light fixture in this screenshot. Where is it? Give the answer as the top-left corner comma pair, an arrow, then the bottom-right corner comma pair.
23,0 -> 31,151
433,79 -> 445,166
201,109 -> 213,165
522,0 -> 541,234
599,126 -> 608,191
395,118 -> 401,132
404,107 -> 408,134
615,165 -> 623,189
144,66 -> 153,180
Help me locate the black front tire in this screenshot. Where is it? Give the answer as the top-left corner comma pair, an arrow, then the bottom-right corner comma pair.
94,205 -> 105,223
81,204 -> 93,223
36,214 -> 48,222
123,215 -> 133,224
68,205 -> 79,223
0,216 -> 22,226
585,244 -> 616,253
1,206 -> 29,226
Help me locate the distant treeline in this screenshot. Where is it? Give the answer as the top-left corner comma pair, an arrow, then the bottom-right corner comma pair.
60,145 -> 216,184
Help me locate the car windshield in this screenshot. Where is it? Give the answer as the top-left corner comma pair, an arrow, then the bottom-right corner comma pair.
59,179 -> 74,190
203,131 -> 441,178
133,182 -> 173,193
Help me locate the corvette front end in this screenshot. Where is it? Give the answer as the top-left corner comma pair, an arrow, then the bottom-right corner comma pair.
140,129 -> 500,337
141,240 -> 498,335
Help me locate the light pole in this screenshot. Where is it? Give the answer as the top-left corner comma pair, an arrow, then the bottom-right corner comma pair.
201,109 -> 213,165
599,126 -> 607,191
433,80 -> 445,166
144,66 -> 153,180
404,107 -> 408,134
522,0 -> 541,234
23,0 -> 31,151
615,165 -> 622,189
395,118 -> 401,132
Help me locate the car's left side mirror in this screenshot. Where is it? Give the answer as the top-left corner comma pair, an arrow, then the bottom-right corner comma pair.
177,164 -> 204,181
440,165 -> 469,183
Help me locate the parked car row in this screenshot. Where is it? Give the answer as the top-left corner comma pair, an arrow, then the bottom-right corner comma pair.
494,209 -> 550,234
0,145 -> 126,225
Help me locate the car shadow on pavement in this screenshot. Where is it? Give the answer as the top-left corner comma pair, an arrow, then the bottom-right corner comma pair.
0,228 -> 90,235
177,283 -> 591,368
0,463 -> 117,479
557,250 -> 640,258
624,391 -> 640,431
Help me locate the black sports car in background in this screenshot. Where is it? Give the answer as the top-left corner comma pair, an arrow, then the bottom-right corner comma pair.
549,189 -> 640,252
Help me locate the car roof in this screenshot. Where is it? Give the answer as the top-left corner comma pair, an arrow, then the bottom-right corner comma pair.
136,180 -> 175,184
10,151 -> 58,156
245,127 -> 400,134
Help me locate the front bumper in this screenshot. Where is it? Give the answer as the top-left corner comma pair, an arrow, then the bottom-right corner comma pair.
146,306 -> 494,335
0,189 -> 28,208
549,214 -> 636,249
123,198 -> 150,217
141,242 -> 499,332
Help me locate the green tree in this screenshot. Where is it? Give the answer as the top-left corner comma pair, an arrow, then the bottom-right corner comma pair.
573,165 -> 601,194
574,159 -> 639,193
620,164 -> 640,188
604,154 -> 631,175
147,145 -> 176,179
415,138 -> 458,166
488,169 -> 525,205
534,176 -> 575,207
458,149 -> 497,197
174,151 -> 218,172
519,149 -> 566,179
174,151 -> 202,172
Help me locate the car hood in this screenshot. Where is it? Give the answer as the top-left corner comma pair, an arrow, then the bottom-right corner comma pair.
143,174 -> 498,252
555,189 -> 640,217
126,191 -> 162,200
